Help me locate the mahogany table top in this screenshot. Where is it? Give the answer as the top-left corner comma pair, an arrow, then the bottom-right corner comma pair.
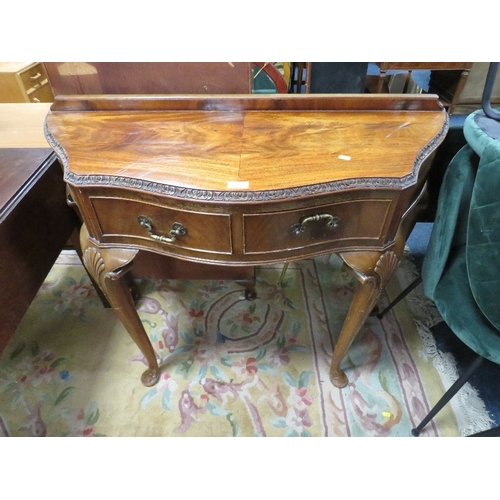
45,94 -> 448,197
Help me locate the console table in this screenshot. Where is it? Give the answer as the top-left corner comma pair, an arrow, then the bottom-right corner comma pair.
44,94 -> 448,388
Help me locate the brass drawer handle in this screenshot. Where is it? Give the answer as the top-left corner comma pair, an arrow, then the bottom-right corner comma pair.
290,213 -> 340,236
30,72 -> 42,80
138,215 -> 187,244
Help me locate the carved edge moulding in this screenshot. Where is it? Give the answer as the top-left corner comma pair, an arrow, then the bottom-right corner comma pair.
43,94 -> 449,202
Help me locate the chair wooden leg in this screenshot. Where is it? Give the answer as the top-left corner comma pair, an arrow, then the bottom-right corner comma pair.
412,354 -> 484,436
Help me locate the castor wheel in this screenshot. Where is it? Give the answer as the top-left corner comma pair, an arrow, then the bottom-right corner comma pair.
244,287 -> 257,301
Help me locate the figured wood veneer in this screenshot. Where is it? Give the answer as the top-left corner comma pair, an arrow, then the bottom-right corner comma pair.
44,93 -> 449,388
46,94 -> 447,196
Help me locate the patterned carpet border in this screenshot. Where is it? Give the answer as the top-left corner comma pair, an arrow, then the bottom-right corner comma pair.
0,250 -> 493,436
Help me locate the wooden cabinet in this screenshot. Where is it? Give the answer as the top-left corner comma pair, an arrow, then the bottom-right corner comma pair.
0,62 -> 54,103
0,148 -> 79,350
0,103 -> 79,350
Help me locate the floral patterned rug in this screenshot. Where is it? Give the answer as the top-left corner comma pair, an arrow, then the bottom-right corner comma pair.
0,251 -> 491,437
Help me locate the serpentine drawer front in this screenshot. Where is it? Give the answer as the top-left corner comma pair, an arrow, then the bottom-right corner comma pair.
243,198 -> 393,254
44,93 -> 448,389
89,196 -> 233,254
89,195 -> 394,260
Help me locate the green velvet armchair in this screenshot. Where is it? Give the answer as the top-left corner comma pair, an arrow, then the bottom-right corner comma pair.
412,108 -> 500,435
376,62 -> 500,435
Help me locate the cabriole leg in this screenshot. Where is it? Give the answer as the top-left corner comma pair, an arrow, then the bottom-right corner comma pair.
330,249 -> 401,388
80,224 -> 160,387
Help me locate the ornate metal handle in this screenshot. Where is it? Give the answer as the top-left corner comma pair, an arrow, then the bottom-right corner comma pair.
290,213 -> 340,236
138,215 -> 187,244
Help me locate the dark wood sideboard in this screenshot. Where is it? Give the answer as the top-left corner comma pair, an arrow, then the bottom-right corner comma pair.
0,103 -> 79,351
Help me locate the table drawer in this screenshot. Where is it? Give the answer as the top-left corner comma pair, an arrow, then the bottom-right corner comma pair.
89,197 -> 233,254
243,199 -> 392,254
19,63 -> 47,92
27,81 -> 53,103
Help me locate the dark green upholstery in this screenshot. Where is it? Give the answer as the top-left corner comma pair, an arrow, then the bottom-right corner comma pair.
422,145 -> 478,299
405,74 -> 500,435
422,111 -> 500,365
467,141 -> 500,334
431,246 -> 500,362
